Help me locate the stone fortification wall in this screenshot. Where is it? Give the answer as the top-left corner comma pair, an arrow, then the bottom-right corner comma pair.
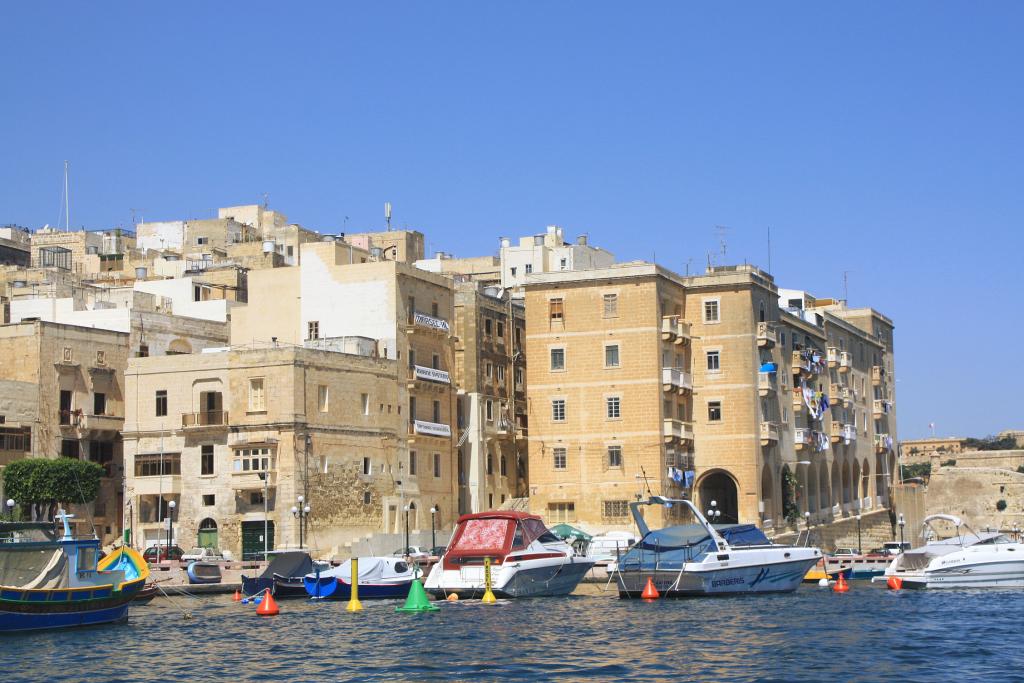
924,467 -> 1024,533
930,449 -> 1024,472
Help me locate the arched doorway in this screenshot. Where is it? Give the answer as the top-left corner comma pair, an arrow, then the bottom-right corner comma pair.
760,464 -> 775,527
807,463 -> 819,516
698,470 -> 739,523
830,462 -> 842,515
861,459 -> 872,508
841,461 -> 852,508
851,460 -> 861,509
198,518 -> 218,549
818,462 -> 831,515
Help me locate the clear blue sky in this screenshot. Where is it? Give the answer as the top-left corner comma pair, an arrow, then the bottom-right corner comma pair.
2,2 -> 1021,439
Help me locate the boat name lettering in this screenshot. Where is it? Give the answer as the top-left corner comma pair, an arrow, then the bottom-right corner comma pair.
711,577 -> 745,587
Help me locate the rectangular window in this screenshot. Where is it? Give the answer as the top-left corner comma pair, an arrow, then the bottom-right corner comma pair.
510,267 -> 517,277
318,385 -> 329,413
431,302 -> 439,317
551,399 -> 566,422
361,393 -> 370,416
553,447 -> 567,470
550,348 -> 565,371
362,457 -> 371,475
547,501 -> 575,522
233,447 -> 273,472
408,296 -> 415,324
706,351 -> 720,372
61,438 -> 79,458
486,399 -> 493,422
202,494 -> 215,506
409,451 -> 417,475
496,365 -> 505,382
605,344 -> 620,368
486,362 -> 493,378
497,321 -> 504,338
432,400 -> 441,423
135,452 -> 181,476
606,396 -> 621,419
549,298 -> 563,321
704,299 -> 720,323
485,318 -> 493,335
603,500 -> 629,518
525,264 -> 533,274
708,401 -> 722,422
201,445 -> 215,475
603,293 -> 618,317
59,390 -> 73,424
432,353 -> 440,370
560,257 -> 567,270
409,396 -> 417,421
93,392 -> 106,416
248,378 -> 266,412
307,320 -> 320,340
155,390 -> 168,417
607,446 -> 622,468
250,491 -> 265,505
433,452 -> 441,478
487,451 -> 493,474
500,454 -> 507,476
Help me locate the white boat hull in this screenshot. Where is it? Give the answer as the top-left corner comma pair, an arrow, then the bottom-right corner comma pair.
425,556 -> 595,598
617,554 -> 818,597
894,558 -> 1024,589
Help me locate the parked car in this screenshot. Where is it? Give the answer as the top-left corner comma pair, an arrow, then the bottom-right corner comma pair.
143,545 -> 186,563
392,546 -> 431,561
882,541 -> 912,556
181,547 -> 224,563
832,548 -> 858,556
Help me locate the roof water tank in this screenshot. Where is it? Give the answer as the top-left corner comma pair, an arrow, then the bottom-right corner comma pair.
262,240 -> 276,253
135,267 -> 148,279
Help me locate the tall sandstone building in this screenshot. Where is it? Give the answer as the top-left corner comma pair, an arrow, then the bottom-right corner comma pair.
524,262 -> 897,534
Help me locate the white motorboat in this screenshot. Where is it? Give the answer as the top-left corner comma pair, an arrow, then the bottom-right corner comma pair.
424,511 -> 596,598
615,496 -> 821,597
586,531 -> 639,565
880,514 -> 1024,589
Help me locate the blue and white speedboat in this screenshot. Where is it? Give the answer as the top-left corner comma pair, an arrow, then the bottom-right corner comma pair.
303,557 -> 417,600
615,497 -> 820,597
0,512 -> 148,632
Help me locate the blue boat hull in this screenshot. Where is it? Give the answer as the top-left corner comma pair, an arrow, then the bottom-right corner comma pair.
241,575 -> 309,597
0,602 -> 130,633
304,576 -> 412,600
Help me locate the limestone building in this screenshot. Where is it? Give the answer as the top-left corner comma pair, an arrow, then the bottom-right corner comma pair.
500,226 -> 614,294
451,280 -> 528,514
122,343 -> 402,557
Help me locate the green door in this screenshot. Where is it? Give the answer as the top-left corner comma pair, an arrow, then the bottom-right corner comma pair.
241,521 -> 274,561
197,519 -> 219,550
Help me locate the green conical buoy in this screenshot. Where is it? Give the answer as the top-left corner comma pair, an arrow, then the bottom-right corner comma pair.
396,578 -> 440,612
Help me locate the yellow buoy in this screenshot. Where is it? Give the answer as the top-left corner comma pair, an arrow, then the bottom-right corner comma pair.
346,557 -> 363,612
481,557 -> 497,604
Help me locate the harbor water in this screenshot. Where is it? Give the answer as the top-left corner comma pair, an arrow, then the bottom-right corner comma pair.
3,583 -> 1022,682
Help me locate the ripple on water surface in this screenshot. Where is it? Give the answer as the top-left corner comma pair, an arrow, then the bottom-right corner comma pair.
4,584 -> 1024,682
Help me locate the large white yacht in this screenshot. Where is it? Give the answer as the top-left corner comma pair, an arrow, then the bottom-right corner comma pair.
882,514 -> 1024,589
615,497 -> 821,597
424,511 -> 595,599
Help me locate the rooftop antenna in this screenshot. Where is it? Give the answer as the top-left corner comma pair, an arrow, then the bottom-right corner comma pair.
714,224 -> 730,260
842,270 -> 851,302
685,257 -> 693,276
385,202 -> 392,231
262,193 -> 269,209
57,161 -> 71,232
767,225 -> 772,273
130,208 -> 145,226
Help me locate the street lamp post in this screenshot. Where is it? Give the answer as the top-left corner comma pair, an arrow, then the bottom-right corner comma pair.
855,513 -> 862,554
166,500 -> 176,557
5,498 -> 15,522
291,495 -> 311,549
430,505 -> 438,550
898,513 -> 906,548
403,504 -> 411,555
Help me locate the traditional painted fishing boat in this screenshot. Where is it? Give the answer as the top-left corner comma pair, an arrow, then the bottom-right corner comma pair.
0,513 -> 148,632
186,561 -> 222,585
303,557 -> 417,600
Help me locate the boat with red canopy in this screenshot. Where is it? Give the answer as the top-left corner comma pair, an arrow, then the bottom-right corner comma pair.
423,510 -> 595,599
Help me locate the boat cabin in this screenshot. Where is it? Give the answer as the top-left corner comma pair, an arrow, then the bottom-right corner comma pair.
442,511 -> 565,570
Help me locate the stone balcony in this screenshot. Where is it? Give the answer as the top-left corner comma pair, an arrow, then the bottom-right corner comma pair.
827,347 -> 839,368
872,365 -> 885,386
661,315 -> 691,345
838,351 -> 852,372
231,469 -> 276,491
662,367 -> 693,394
874,433 -> 892,452
794,427 -> 812,450
663,418 -> 694,444
758,371 -> 777,396
756,322 -> 777,348
759,422 -> 779,445
182,411 -> 229,430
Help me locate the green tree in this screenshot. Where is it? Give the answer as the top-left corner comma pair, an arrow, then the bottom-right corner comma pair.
2,458 -> 104,521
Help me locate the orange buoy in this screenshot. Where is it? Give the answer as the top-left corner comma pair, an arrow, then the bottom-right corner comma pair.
641,577 -> 660,600
832,573 -> 850,593
232,588 -> 242,602
446,593 -> 460,602
887,576 -> 903,590
256,589 -> 279,616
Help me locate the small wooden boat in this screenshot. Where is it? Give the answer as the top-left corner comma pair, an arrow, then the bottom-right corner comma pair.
186,561 -> 222,585
0,513 -> 148,632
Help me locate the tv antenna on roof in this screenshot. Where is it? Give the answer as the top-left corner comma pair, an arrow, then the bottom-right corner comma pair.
57,161 -> 71,232
262,193 -> 269,209
842,270 -> 852,302
715,224 -> 730,259
384,202 -> 392,231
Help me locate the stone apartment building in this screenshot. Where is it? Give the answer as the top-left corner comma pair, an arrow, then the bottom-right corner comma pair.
452,279 -> 527,514
0,320 -> 129,542
230,239 -> 459,536
522,261 -> 897,535
122,343 -> 402,558
523,262 -> 694,531
500,225 -> 615,294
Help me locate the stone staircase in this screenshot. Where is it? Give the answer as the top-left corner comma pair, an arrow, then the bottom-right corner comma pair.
774,509 -> 894,552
